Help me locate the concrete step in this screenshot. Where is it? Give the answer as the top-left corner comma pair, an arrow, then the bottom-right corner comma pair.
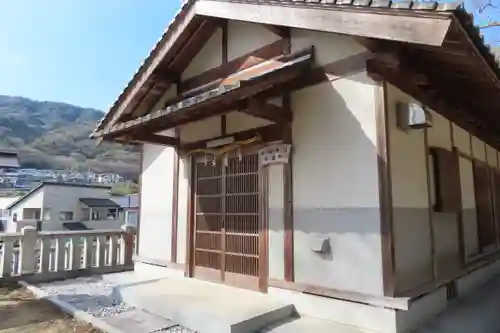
260,316 -> 375,333
117,277 -> 296,333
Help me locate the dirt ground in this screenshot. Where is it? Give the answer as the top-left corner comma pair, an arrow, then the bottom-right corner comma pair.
0,281 -> 102,333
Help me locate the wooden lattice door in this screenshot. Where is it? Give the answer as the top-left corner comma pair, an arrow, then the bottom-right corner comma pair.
193,153 -> 261,290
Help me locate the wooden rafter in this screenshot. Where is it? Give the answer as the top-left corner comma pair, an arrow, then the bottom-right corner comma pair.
127,133 -> 179,147
96,48 -> 313,140
367,57 -> 500,150
168,19 -> 220,73
241,98 -> 292,124
261,24 -> 289,38
130,18 -> 220,119
179,39 -> 287,94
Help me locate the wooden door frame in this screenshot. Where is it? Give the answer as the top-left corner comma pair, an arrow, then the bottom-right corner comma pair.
185,149 -> 269,292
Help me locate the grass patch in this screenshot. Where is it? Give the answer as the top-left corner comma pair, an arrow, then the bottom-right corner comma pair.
0,281 -> 102,333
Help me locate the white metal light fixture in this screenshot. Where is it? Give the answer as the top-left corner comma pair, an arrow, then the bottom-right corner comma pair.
396,101 -> 433,131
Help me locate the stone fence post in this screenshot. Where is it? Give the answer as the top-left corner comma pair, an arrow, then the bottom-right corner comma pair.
121,225 -> 135,267
20,226 -> 38,275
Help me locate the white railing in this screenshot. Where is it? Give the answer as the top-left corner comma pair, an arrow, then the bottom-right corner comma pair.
0,226 -> 135,283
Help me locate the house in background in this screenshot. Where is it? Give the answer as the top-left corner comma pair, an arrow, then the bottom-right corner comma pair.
111,194 -> 139,228
92,1 -> 500,332
4,182 -> 123,233
0,151 -> 20,172
0,196 -> 19,232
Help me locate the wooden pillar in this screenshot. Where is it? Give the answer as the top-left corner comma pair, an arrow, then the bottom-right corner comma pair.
259,143 -> 293,288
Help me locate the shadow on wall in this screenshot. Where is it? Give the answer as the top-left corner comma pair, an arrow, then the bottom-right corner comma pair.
284,73 -> 385,296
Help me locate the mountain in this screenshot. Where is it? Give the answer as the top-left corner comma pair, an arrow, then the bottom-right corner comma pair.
0,95 -> 140,179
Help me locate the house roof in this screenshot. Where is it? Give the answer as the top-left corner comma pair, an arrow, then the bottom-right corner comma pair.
6,181 -> 112,210
0,150 -> 20,168
93,0 -> 500,138
111,194 -> 139,209
79,198 -> 120,208
63,222 -> 91,231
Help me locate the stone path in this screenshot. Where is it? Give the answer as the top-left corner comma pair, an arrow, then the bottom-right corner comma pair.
36,275 -> 195,333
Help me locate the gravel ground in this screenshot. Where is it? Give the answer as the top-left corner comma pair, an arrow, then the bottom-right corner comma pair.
37,275 -> 195,333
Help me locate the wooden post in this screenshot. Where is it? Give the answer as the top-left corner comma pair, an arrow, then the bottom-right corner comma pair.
121,225 -> 135,267
20,226 -> 37,275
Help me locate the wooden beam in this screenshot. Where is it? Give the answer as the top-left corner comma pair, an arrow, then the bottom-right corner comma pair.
221,19 -> 228,136
152,68 -> 180,84
241,98 -> 292,124
180,124 -> 285,152
105,49 -> 313,138
130,133 -> 179,147
168,19 -> 220,72
179,39 -> 287,94
261,24 -> 289,38
196,0 -> 453,46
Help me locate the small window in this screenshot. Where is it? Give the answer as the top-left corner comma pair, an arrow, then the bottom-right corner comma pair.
12,212 -> 17,222
107,209 -> 117,220
43,208 -> 51,221
91,211 -> 101,221
59,211 -> 74,221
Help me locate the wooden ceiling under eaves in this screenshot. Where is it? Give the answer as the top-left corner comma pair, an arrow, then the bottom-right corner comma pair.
364,10 -> 500,149
119,16 -> 222,123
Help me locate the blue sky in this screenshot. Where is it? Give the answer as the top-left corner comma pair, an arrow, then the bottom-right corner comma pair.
0,0 -> 176,111
0,1 -> 499,112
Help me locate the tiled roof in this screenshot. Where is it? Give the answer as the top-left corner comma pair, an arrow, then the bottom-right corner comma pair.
94,0 -> 195,134
95,0 -> 500,133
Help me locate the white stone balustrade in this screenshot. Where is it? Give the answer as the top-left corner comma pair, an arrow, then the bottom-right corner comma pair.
0,225 -> 135,283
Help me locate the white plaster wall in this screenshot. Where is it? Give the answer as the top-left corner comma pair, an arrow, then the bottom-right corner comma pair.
387,84 -> 433,292
291,29 -> 367,65
225,112 -> 271,134
139,144 -> 176,262
451,124 -> 478,259
176,155 -> 189,264
291,70 -> 382,295
182,28 -> 222,80
227,21 -> 279,61
460,156 -> 479,257
151,86 -> 177,113
179,116 -> 221,143
471,136 -> 486,162
268,164 -> 285,280
486,145 -> 498,168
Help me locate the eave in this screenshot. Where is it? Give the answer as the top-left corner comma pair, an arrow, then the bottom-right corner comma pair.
93,0 -> 500,145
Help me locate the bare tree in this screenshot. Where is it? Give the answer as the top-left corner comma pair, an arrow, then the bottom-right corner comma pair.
471,0 -> 500,29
